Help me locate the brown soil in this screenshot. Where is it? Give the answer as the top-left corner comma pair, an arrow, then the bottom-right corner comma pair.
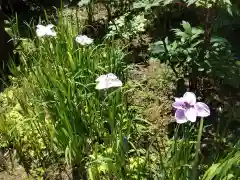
128,58 -> 177,133
0,166 -> 28,180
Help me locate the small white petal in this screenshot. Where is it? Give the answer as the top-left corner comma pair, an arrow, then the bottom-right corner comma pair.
96,75 -> 107,82
84,38 -> 93,45
36,25 -> 45,29
50,31 -> 57,36
76,35 -> 93,45
183,92 -> 197,105
46,28 -> 56,36
174,97 -> 183,102
46,24 -> 54,29
108,79 -> 123,88
106,73 -> 118,80
95,81 -> 107,90
76,37 -> 82,44
36,28 -> 46,37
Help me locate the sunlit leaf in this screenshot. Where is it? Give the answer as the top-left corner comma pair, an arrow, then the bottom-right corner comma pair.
78,0 -> 91,7
182,21 -> 192,35
187,0 -> 197,6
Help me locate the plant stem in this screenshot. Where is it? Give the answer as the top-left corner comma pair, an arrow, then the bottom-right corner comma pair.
192,118 -> 204,180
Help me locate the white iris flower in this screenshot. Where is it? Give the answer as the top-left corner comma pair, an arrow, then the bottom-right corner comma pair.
36,24 -> 57,37
95,73 -> 123,90
75,35 -> 93,45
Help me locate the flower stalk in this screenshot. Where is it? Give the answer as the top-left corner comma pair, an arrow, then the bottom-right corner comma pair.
192,117 -> 204,180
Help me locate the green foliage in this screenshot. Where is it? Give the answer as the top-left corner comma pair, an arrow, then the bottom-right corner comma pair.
1,0 -> 240,179
150,21 -> 240,88
150,21 -> 205,74
133,0 -> 175,11
203,143 -> 240,179
77,0 -> 95,23
106,13 -> 147,40
186,0 -> 232,8
77,0 -> 91,7
0,86 -> 55,175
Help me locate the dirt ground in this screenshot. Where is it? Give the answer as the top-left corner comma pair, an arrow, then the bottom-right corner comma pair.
0,166 -> 28,180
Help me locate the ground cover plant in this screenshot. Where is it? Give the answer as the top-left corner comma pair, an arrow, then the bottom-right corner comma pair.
0,0 -> 240,179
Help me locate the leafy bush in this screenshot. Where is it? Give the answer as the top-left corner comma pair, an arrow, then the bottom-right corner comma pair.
106,13 -> 147,40
0,86 -> 55,176
150,21 -> 240,88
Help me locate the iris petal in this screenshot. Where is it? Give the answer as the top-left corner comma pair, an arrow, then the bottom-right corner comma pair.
195,102 -> 210,117
76,35 -> 93,45
95,73 -> 122,90
96,75 -> 107,82
172,101 -> 185,110
185,107 -> 197,122
183,92 -> 196,105
108,79 -> 123,88
36,28 -> 46,37
175,109 -> 188,124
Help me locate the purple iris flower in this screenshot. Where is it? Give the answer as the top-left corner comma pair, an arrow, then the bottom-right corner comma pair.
172,92 -> 210,124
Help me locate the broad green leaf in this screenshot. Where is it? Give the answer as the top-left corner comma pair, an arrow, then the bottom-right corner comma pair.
182,21 -> 192,35
192,27 -> 204,34
133,2 -> 146,9
198,67 -> 204,71
191,40 -> 203,47
174,29 -> 189,39
224,0 -> 232,5
78,0 -> 91,7
88,168 -> 95,180
191,28 -> 204,41
172,41 -> 178,50
222,174 -> 234,180
164,0 -> 175,6
203,151 -> 240,180
210,36 -> 228,44
187,0 -> 197,6
227,6 -> 233,16
150,41 -> 166,54
186,56 -> 192,62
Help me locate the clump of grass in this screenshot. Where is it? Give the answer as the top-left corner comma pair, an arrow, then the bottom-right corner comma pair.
2,11 -> 145,179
